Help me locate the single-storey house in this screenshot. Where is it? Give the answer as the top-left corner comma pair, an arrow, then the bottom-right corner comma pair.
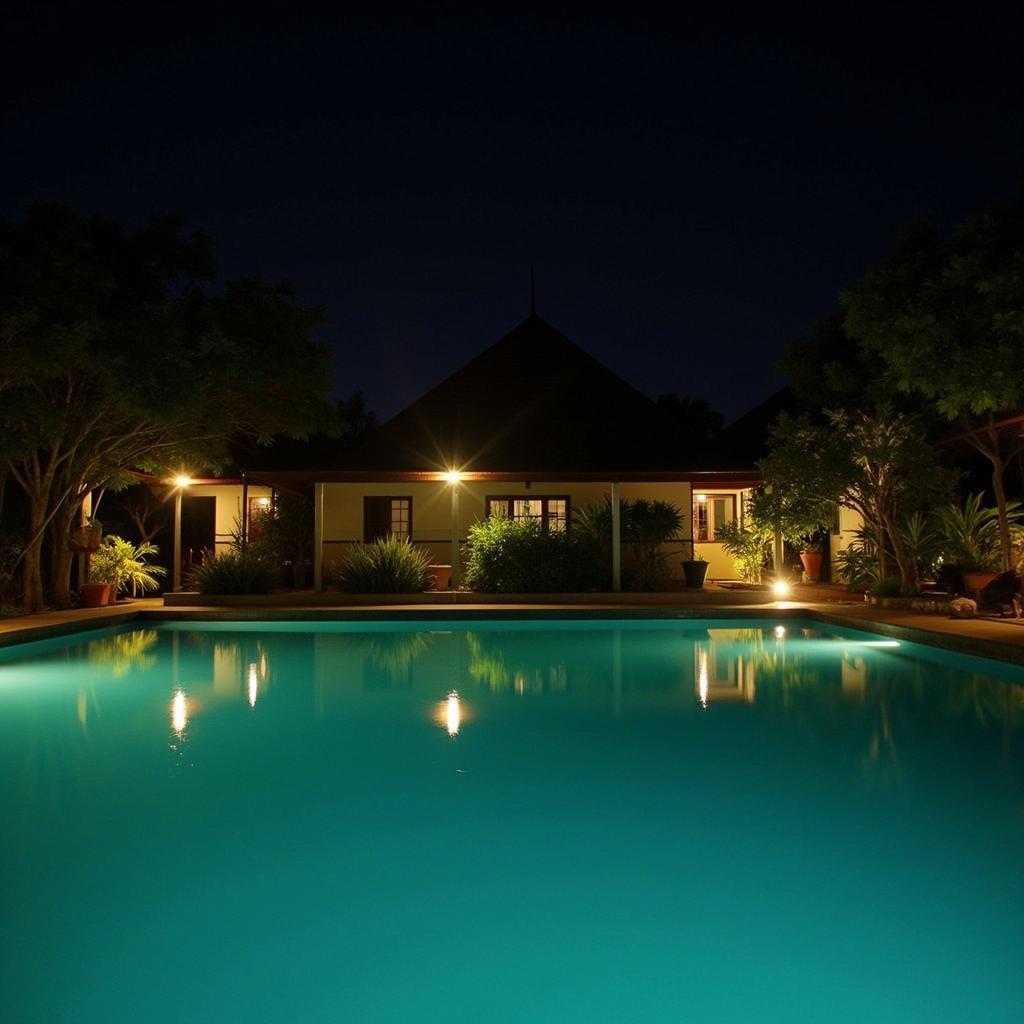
187,313 -> 767,589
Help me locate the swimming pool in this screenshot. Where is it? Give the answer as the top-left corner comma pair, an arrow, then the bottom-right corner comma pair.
1,618 -> 1022,1022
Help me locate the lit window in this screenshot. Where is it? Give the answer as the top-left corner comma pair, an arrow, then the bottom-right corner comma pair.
364,496 -> 413,542
486,496 -> 570,532
692,494 -> 735,542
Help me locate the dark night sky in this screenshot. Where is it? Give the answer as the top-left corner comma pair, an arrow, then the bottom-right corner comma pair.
3,6 -> 1023,423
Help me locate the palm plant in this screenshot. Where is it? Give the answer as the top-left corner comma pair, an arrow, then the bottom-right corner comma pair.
933,493 -> 1024,572
89,537 -> 166,597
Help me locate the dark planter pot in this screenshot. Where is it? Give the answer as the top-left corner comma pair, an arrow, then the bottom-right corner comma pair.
682,560 -> 709,589
107,584 -> 120,606
799,550 -> 823,582
80,583 -> 110,608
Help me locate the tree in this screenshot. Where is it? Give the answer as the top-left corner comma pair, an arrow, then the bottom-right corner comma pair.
759,408 -> 952,587
842,198 -> 1024,569
0,204 -> 334,610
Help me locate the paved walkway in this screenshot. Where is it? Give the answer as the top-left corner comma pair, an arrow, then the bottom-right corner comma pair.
5,594 -> 1024,665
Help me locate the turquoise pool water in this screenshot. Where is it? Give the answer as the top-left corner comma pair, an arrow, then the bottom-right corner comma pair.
1,618 -> 1023,1022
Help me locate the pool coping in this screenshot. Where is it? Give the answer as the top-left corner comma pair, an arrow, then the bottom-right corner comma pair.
5,600 -> 1024,667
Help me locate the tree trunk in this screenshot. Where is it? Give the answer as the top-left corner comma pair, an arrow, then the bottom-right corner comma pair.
21,500 -> 46,612
48,501 -> 78,608
989,450 -> 1014,571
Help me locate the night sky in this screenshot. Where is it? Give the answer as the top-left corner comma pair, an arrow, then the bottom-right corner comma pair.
3,7 -> 1022,423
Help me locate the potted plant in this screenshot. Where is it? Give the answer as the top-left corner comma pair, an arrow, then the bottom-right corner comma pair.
934,494 -> 1017,597
681,531 -> 709,589
799,536 -> 824,582
88,537 -> 167,605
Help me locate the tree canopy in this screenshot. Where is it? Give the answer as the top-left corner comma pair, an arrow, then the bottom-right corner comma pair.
0,203 -> 335,609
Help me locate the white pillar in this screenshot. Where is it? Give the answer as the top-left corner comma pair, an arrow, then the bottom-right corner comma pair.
773,528 -> 784,577
611,481 -> 622,593
172,488 -> 183,592
450,482 -> 461,590
77,491 -> 93,589
313,482 -> 325,592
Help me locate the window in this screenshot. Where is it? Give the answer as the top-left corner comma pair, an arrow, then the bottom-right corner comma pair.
692,494 -> 735,542
486,495 -> 571,532
364,496 -> 412,542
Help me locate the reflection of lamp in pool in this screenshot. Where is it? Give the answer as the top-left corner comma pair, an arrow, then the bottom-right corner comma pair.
247,662 -> 259,707
434,689 -> 463,736
774,625 -> 786,640
697,652 -> 709,708
171,689 -> 188,735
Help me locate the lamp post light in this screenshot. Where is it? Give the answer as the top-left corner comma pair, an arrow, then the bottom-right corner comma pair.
444,470 -> 463,590
171,475 -> 193,592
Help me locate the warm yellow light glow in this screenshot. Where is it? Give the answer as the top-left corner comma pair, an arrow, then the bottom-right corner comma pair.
173,474 -> 193,488
247,663 -> 259,708
698,651 -> 709,708
443,469 -> 463,484
772,580 -> 791,599
696,493 -> 707,503
774,625 -> 786,639
171,689 -> 188,734
257,496 -> 271,507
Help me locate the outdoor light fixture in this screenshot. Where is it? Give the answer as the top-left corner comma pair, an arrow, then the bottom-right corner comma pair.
696,493 -> 707,502
772,580 -> 791,599
173,474 -> 193,488
443,469 -> 463,483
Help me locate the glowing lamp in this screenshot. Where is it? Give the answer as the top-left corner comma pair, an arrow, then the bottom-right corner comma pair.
443,470 -> 463,484
173,474 -> 193,488
772,580 -> 791,599
696,493 -> 707,503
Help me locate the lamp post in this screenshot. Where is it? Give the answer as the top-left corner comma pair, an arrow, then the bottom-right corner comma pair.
444,470 -> 463,590
171,475 -> 193,592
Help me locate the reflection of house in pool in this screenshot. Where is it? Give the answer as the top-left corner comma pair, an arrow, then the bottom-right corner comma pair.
695,628 -> 762,705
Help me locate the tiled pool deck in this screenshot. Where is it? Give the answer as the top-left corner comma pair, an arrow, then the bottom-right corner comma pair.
4,594 -> 1024,666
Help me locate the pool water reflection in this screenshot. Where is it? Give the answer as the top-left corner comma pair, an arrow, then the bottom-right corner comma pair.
1,618 -> 1023,1022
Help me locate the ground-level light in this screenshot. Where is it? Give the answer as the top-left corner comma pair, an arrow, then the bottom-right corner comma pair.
772,580 -> 791,599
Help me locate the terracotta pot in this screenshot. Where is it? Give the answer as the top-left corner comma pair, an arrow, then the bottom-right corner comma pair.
800,550 -> 823,582
80,583 -> 110,608
963,571 -> 998,597
428,564 -> 452,591
107,584 -> 120,606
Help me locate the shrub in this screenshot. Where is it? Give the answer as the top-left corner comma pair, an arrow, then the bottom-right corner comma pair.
464,515 -> 604,593
188,548 -> 278,594
329,536 -> 432,593
715,519 -> 769,582
573,497 -> 683,591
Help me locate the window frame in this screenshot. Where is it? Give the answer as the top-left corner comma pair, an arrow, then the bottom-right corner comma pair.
692,493 -> 737,543
485,494 -> 572,533
363,495 -> 414,543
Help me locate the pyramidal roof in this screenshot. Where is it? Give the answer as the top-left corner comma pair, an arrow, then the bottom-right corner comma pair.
348,315 -> 712,474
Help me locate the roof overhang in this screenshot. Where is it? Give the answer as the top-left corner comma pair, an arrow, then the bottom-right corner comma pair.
240,468 -> 763,487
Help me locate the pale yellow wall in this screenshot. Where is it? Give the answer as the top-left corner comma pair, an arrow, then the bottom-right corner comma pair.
187,484 -> 273,554
830,504 -> 864,573
321,480 -> 696,580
